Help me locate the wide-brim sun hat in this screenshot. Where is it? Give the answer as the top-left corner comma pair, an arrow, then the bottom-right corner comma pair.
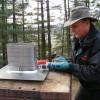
64,6 -> 98,27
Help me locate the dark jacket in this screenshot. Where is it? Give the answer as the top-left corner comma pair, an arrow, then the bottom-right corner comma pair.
68,24 -> 100,90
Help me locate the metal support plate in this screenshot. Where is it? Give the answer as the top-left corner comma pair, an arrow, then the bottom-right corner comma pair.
0,65 -> 49,81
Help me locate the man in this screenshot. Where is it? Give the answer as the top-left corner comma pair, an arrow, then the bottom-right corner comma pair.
48,6 -> 100,100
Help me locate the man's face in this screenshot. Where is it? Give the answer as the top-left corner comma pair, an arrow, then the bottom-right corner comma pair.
70,20 -> 90,39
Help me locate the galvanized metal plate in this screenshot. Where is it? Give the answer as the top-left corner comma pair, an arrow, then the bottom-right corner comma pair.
0,65 -> 49,81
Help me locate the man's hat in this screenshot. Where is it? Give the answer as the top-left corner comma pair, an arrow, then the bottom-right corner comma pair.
64,6 -> 98,27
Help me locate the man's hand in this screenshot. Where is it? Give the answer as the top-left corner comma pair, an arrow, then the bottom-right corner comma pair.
47,56 -> 69,71
53,55 -> 67,62
47,61 -> 69,71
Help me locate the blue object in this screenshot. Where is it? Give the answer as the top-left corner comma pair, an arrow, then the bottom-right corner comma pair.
53,55 -> 67,62
48,56 -> 69,71
48,62 -> 69,71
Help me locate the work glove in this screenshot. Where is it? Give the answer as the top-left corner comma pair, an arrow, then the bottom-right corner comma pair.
53,55 -> 67,62
47,61 -> 69,71
47,56 -> 69,71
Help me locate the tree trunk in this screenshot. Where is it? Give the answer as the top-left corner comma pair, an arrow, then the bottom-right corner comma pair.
66,0 -> 71,56
64,0 -> 67,21
74,0 -> 78,7
22,0 -> 25,42
40,0 -> 46,59
1,0 -> 7,65
37,1 -> 41,59
46,0 -> 51,61
13,0 -> 17,43
62,0 -> 67,55
85,0 -> 90,7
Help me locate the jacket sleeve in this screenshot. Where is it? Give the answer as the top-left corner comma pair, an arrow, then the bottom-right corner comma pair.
67,50 -> 100,82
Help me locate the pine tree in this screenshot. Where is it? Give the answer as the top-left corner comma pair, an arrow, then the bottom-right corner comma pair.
46,0 -> 51,61
1,0 -> 8,65
40,0 -> 46,59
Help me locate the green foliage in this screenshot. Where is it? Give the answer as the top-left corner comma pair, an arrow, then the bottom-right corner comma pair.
0,0 -> 38,65
52,25 -> 68,56
0,0 -> 99,65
